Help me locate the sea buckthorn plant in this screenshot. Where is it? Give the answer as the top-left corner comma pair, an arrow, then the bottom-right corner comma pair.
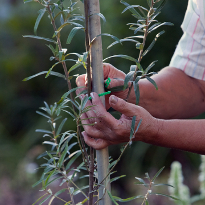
23,0 -> 176,204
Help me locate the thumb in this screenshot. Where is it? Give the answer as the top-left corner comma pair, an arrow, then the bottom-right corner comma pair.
109,95 -> 135,116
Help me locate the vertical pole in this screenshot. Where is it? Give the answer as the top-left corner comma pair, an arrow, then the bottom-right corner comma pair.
87,0 -> 111,204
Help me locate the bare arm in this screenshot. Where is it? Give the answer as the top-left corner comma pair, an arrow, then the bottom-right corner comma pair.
144,118 -> 205,155
134,66 -> 205,119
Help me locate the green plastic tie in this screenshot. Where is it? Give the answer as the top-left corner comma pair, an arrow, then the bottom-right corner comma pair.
88,91 -> 111,100
105,77 -> 111,88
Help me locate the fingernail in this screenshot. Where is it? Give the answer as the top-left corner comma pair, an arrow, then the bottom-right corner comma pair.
90,92 -> 94,99
110,95 -> 118,104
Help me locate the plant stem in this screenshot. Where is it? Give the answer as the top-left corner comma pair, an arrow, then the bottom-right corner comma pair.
125,4 -> 153,102
46,5 -> 74,103
47,4 -> 90,177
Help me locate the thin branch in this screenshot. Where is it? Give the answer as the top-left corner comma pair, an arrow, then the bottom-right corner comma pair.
46,5 -> 74,103
125,3 -> 153,102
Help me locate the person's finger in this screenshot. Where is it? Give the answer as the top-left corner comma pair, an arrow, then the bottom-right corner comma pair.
90,92 -> 118,125
82,131 -> 109,150
109,95 -> 136,117
80,112 -> 102,137
76,74 -> 87,96
79,95 -> 97,124
103,63 -> 125,79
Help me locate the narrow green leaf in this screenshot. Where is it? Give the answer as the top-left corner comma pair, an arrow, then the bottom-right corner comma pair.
32,178 -> 45,188
145,77 -> 158,90
62,86 -> 85,99
145,199 -> 149,205
107,39 -> 139,49
107,190 -> 119,205
143,31 -> 165,57
66,27 -> 84,44
130,115 -> 136,140
155,0 -> 167,14
45,169 -> 56,186
24,0 -> 34,3
34,8 -> 46,35
103,54 -> 136,63
133,81 -> 140,105
36,111 -> 51,119
145,60 -> 158,73
150,193 -> 179,200
36,129 -> 53,134
81,95 -> 89,111
39,195 -> 51,205
43,141 -> 58,147
124,71 -> 135,90
113,195 -> 144,202
134,25 -> 145,34
65,151 -> 81,170
58,143 -> 69,167
46,44 -> 56,56
23,71 -> 65,81
54,188 -> 67,196
56,118 -> 67,136
66,142 -> 78,153
58,132 -> 75,153
122,5 -> 148,14
135,177 -> 146,185
52,22 -> 70,38
37,151 -> 56,159
91,13 -> 106,23
152,166 -> 165,182
121,0 -> 143,20
148,22 -> 173,33
68,62 -> 83,73
62,110 -> 76,119
32,194 -> 48,205
73,185 -> 89,196
135,119 -> 142,133
110,175 -> 126,183
23,35 -> 56,43
154,183 -> 174,188
94,33 -> 121,45
145,172 -> 150,180
45,62 -> 60,78
58,51 -> 64,61
136,60 -> 143,71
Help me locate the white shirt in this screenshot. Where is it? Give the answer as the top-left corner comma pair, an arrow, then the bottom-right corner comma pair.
170,0 -> 205,81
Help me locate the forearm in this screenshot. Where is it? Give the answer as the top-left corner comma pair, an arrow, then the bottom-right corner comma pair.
141,118 -> 205,155
132,67 -> 205,119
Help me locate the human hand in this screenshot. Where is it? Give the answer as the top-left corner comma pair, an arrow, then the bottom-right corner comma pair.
76,63 -> 135,109
80,92 -> 158,150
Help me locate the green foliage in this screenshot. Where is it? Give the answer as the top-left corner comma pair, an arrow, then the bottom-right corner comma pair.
168,162 -> 190,205
199,155 -> 205,197
168,159 -> 205,205
19,0 -> 184,204
103,0 -> 173,104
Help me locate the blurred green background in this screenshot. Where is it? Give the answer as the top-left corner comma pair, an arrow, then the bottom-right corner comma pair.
0,0 -> 203,204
